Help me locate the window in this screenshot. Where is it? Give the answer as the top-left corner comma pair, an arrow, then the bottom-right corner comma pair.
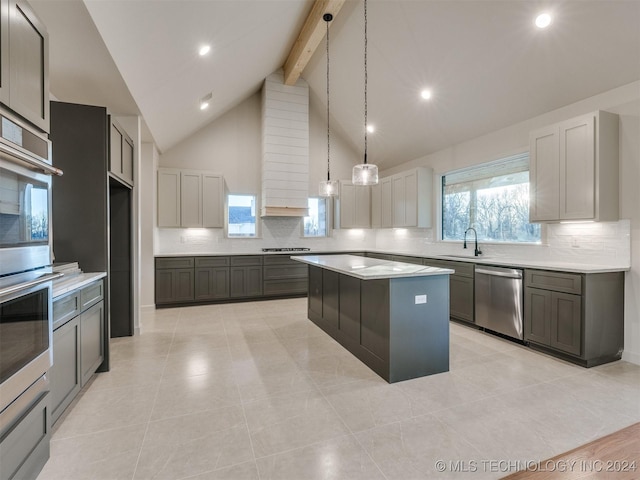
303,197 -> 328,237
227,194 -> 257,237
442,153 -> 541,243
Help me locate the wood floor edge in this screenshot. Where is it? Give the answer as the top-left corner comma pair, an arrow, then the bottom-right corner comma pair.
501,422 -> 640,479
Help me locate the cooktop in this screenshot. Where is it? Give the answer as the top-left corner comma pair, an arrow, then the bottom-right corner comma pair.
261,248 -> 311,252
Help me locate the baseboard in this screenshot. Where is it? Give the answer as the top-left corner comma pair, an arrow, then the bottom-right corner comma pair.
622,349 -> 640,366
140,304 -> 155,314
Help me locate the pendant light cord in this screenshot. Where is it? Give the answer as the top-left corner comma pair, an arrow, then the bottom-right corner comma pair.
363,0 -> 368,165
326,15 -> 331,182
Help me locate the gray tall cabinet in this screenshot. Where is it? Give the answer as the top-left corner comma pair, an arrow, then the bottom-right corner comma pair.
50,101 -> 135,370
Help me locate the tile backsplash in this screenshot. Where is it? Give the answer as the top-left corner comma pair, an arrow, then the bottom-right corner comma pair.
157,218 -> 631,267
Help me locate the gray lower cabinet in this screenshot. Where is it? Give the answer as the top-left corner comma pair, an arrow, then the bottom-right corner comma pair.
423,258 -> 474,323
50,316 -> 80,424
155,257 -> 195,305
80,301 -> 105,387
524,269 -> 624,366
230,267 -> 262,297
263,255 -> 308,296
51,279 -> 105,425
0,391 -> 50,480
526,287 -> 582,355
195,257 -> 230,301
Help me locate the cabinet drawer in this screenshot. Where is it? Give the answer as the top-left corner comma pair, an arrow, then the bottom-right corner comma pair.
263,279 -> 308,296
263,264 -> 308,280
230,256 -> 263,266
263,255 -> 302,266
195,257 -> 229,268
80,280 -> 104,310
525,270 -> 582,295
0,391 -> 50,480
53,291 -> 80,329
156,257 -> 194,269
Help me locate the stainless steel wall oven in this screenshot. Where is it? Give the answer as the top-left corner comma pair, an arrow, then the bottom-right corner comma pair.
0,106 -> 62,476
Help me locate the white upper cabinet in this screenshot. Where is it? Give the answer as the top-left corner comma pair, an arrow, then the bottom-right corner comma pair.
371,167 -> 433,228
372,177 -> 393,228
529,111 -> 618,223
157,168 -> 180,227
157,168 -> 226,228
335,181 -> 370,229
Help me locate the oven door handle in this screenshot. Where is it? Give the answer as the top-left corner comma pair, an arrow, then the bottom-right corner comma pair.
0,272 -> 64,298
0,142 -> 63,176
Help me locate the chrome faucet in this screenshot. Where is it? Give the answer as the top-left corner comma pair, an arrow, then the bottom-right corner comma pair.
463,227 -> 482,256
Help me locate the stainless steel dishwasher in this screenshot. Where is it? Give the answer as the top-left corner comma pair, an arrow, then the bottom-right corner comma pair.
475,266 -> 524,340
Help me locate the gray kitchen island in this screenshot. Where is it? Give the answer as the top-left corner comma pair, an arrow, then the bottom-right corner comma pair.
292,255 -> 454,383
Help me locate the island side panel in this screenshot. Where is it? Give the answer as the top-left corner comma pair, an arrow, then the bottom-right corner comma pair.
360,279 -> 391,380
388,275 -> 450,382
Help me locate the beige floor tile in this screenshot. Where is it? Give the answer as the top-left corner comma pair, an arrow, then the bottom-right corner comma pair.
256,435 -> 385,480
186,461 -> 260,480
39,424 -> 145,480
279,333 -> 346,364
233,358 -> 317,403
89,355 -> 165,391
356,414 -> 490,480
39,296 -> 640,480
243,389 -> 351,458
151,373 -> 242,420
297,350 -> 381,388
52,384 -> 157,438
134,407 -> 252,479
321,378 -> 420,432
436,395 -> 558,463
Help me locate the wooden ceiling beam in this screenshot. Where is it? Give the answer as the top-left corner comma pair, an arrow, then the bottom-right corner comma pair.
283,0 -> 346,86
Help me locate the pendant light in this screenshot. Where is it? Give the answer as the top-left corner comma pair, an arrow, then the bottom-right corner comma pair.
352,0 -> 378,186
319,13 -> 339,197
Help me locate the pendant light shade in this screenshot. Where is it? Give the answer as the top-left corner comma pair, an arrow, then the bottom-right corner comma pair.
319,13 -> 338,197
352,163 -> 378,186
352,0 -> 378,186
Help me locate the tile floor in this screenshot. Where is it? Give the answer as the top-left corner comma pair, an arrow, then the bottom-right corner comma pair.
38,298 -> 640,480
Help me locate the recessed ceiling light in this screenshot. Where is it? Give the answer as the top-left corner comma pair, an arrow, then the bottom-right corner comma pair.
367,124 -> 375,133
198,45 -> 211,56
420,89 -> 432,100
199,92 -> 212,110
535,13 -> 552,28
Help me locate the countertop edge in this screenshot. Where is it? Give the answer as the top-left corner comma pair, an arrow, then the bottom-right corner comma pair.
292,254 -> 454,280
153,250 -> 629,274
53,272 -> 106,299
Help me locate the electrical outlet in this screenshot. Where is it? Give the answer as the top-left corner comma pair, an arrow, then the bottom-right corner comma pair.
415,294 -> 427,304
571,237 -> 580,248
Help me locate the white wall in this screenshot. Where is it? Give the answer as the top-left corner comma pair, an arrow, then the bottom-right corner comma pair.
139,142 -> 158,313
156,85 -> 366,254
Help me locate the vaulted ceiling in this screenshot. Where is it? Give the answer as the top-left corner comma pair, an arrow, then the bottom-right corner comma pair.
31,0 -> 640,170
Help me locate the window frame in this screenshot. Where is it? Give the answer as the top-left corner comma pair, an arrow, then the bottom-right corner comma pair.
301,196 -> 331,238
226,193 -> 259,238
438,152 -> 545,245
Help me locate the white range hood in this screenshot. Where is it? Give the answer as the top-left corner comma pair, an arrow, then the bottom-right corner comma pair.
261,71 -> 309,217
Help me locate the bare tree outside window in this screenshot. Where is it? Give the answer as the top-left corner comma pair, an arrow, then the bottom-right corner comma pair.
442,155 -> 541,243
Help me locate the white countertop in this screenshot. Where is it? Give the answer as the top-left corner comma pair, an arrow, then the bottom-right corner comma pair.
52,272 -> 106,298
154,249 -> 628,274
423,254 -> 629,274
292,254 -> 454,280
